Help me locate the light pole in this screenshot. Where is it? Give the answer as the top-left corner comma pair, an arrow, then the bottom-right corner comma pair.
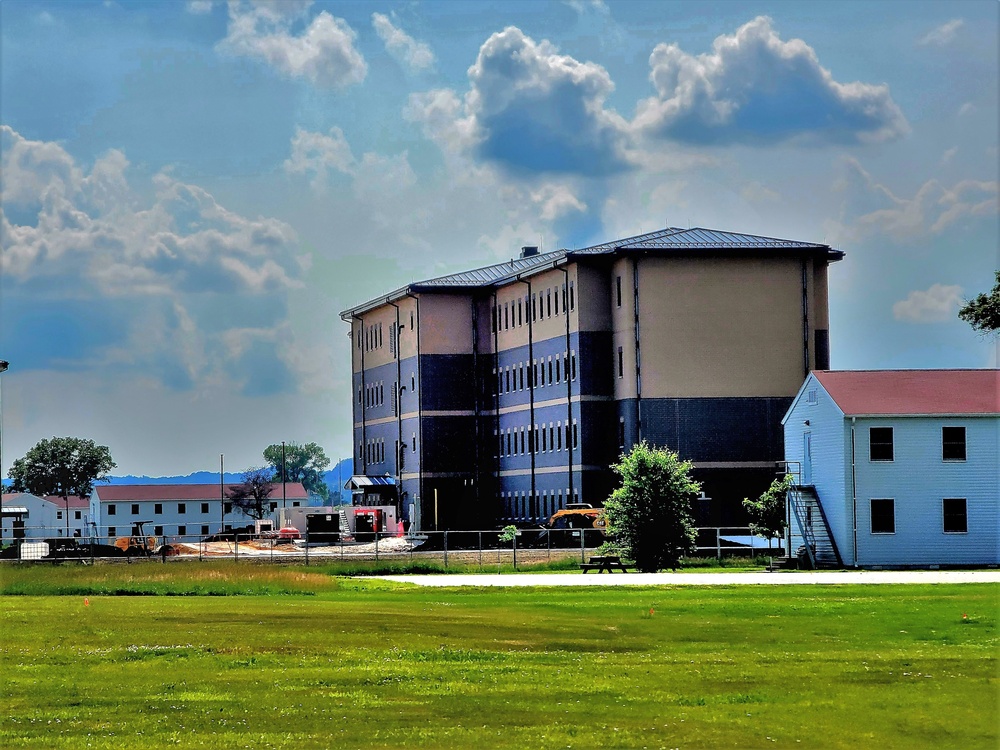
0,360 -> 8,549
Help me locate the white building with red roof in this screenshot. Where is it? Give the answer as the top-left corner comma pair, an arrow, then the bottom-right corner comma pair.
90,483 -> 309,541
1,492 -> 90,540
782,370 -> 999,568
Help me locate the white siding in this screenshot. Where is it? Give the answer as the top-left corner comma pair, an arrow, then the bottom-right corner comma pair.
854,416 -> 999,566
783,374 -> 850,558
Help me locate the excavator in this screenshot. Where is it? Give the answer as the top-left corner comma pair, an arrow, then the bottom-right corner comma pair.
546,504 -> 608,533
114,521 -> 158,557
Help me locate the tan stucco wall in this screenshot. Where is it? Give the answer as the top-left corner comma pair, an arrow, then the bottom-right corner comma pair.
575,263 -> 610,333
636,256 -> 810,398
418,294 -> 474,355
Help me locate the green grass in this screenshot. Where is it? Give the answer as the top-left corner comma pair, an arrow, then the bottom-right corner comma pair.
0,566 -> 995,749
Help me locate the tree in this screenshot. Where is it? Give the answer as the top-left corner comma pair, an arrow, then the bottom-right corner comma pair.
226,467 -> 276,520
603,441 -> 700,572
743,474 -> 792,553
959,270 -> 1000,334
8,437 -> 116,537
263,442 -> 331,501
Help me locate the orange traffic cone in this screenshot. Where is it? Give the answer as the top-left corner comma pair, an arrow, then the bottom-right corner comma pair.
396,521 -> 405,538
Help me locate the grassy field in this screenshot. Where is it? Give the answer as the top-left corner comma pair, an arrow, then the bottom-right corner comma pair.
1,564 -> 996,749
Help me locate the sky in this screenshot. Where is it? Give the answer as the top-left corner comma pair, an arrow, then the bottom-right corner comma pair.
1,0 -> 997,478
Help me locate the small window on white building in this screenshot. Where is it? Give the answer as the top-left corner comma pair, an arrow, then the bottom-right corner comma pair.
942,427 -> 966,461
869,427 -> 893,462
807,389 -> 817,404
942,498 -> 967,533
870,499 -> 895,534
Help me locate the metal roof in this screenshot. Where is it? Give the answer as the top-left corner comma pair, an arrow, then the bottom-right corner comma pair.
571,227 -> 839,255
346,475 -> 396,489
811,370 -> 1000,416
340,226 -> 842,318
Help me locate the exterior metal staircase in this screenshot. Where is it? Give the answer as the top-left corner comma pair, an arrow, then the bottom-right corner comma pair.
788,485 -> 842,569
338,508 -> 354,542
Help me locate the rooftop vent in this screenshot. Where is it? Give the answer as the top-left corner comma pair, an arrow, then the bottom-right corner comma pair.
520,246 -> 539,258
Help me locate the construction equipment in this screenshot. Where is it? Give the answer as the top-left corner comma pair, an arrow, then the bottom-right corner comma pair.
547,504 -> 608,533
114,521 -> 157,556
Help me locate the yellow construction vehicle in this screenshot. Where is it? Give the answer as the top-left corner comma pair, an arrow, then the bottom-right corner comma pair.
114,521 -> 157,556
547,504 -> 608,533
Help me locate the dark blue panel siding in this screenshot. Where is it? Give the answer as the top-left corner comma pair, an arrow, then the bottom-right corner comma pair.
419,354 -> 476,411
617,397 -> 791,462
422,416 -> 477,473
577,331 -> 613,397
580,400 -> 617,467
400,416 -> 420,475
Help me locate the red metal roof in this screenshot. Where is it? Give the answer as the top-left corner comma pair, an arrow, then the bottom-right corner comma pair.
43,495 -> 90,508
93,483 -> 309,502
813,370 -> 1000,416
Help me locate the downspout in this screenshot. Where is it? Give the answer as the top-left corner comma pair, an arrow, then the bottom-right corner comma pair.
517,279 -> 537,515
801,258 -> 811,380
388,300 -> 403,519
558,266 -> 573,506
632,258 -> 643,442
851,416 -> 858,568
492,289 -> 502,515
471,296 -> 481,518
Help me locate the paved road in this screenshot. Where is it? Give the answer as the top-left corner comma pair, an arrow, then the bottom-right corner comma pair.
379,570 -> 1000,587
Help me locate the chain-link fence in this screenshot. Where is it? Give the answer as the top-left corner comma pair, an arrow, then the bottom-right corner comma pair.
0,524 -> 780,566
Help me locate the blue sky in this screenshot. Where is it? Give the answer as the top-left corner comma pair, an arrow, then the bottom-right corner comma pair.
1,0 -> 997,477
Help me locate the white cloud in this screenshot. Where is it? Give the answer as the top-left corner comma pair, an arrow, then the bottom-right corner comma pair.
219,1 -> 366,89
1,125 -> 310,395
634,16 -> 908,145
958,102 -> 976,117
564,0 -> 610,15
372,13 -> 434,71
893,284 -> 964,323
406,26 -> 633,176
918,19 -> 964,46
530,184 -> 587,221
185,0 -> 213,14
284,126 -> 356,187
940,146 -> 958,166
830,157 -> 999,241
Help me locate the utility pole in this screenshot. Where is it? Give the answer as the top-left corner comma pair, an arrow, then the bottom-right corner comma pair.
281,441 -> 287,510
219,454 -> 224,534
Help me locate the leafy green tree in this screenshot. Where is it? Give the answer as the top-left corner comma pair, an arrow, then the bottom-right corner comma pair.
743,474 -> 792,548
603,441 -> 700,572
8,437 -> 116,536
959,270 -> 1000,334
226,467 -> 276,520
263,442 -> 331,501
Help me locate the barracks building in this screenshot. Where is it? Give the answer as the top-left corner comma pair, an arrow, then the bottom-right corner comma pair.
341,227 -> 843,531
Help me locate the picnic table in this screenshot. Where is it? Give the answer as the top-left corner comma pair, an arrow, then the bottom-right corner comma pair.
580,555 -> 631,573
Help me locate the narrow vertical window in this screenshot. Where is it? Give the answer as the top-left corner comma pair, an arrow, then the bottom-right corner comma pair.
569,281 -> 575,310
517,299 -> 523,327
555,357 -> 561,382
616,275 -> 622,307
571,352 -> 577,380
532,293 -> 537,321
555,286 -> 560,315
618,417 -> 625,448
547,289 -> 552,317
557,421 -> 562,450
548,358 -> 554,383
562,283 -> 567,311
410,310 -> 414,329
617,346 -> 624,378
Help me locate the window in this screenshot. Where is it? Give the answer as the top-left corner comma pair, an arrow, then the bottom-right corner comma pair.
573,420 -> 579,449
571,352 -> 577,380
807,389 -> 817,404
942,427 -> 966,461
108,504 -> 116,516
569,281 -> 575,311
617,347 -> 624,378
108,526 -> 116,537
202,525 -> 210,536
619,417 -> 626,448
292,502 -> 301,508
154,526 -> 163,536
548,358 -> 553,383
132,504 -> 140,515
555,357 -> 561,382
178,525 -> 187,536
616,275 -> 622,307
870,499 -> 895,534
546,288 -> 552,317
57,511 -> 63,520
74,510 -> 81,520
201,503 -> 209,514
943,498 -> 967,533
154,503 -> 162,515
224,502 -> 232,515
869,427 -> 893,461
178,503 -> 186,514
518,299 -> 523,326
412,433 -> 417,451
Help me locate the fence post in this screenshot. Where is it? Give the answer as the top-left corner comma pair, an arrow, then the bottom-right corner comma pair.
716,528 -> 721,560
580,528 -> 586,563
443,531 -> 448,568
234,533 -> 239,563
478,531 -> 482,568
375,531 -> 379,562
